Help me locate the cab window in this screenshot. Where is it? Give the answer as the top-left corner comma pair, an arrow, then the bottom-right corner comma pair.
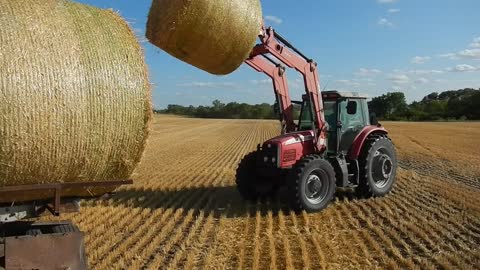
340,99 -> 364,129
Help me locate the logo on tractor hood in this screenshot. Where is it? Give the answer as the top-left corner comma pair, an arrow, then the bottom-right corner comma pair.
283,132 -> 315,146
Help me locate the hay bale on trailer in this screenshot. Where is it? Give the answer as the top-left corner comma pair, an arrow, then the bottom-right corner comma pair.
0,0 -> 151,203
146,0 -> 263,75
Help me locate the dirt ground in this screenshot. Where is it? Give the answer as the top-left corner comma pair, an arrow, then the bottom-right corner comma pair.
50,116 -> 480,269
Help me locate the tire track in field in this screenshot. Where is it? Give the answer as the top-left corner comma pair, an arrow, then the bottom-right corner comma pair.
382,196 -> 476,268
406,188 -> 480,244
392,185 -> 480,265
398,159 -> 480,190
380,182 -> 479,268
398,171 -> 480,227
362,198 -> 445,268
342,200 -> 402,269
340,201 -> 415,269
382,187 -> 460,266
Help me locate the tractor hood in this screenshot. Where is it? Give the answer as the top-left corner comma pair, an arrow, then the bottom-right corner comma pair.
263,130 -> 315,147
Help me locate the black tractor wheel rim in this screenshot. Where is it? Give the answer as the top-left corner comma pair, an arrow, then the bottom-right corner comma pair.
372,148 -> 394,188
304,169 -> 330,204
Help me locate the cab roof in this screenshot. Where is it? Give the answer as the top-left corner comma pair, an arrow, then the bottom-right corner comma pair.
322,91 -> 369,99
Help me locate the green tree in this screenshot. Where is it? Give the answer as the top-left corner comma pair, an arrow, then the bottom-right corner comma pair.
369,92 -> 408,120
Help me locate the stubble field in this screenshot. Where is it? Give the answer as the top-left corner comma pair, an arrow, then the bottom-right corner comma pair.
49,116 -> 480,269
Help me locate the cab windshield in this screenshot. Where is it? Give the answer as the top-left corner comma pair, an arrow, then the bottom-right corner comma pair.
297,100 -> 313,130
323,100 -> 337,130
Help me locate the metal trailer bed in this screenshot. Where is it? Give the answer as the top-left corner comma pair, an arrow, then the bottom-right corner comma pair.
0,179 -> 132,270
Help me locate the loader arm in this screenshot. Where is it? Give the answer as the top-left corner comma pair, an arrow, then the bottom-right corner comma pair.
244,55 -> 296,133
246,26 -> 327,151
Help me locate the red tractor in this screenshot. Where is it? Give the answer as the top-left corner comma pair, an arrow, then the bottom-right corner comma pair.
237,26 -> 397,212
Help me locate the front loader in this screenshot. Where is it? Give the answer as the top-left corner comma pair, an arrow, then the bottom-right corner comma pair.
236,26 -> 397,212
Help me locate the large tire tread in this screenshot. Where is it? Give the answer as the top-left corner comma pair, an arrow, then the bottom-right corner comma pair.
288,155 -> 336,212
235,151 -> 279,201
357,135 -> 397,198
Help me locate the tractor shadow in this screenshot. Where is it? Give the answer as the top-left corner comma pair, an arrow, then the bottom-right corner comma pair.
95,183 -> 365,219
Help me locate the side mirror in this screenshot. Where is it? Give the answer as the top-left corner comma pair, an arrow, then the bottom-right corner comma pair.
346,101 -> 357,115
370,112 -> 379,126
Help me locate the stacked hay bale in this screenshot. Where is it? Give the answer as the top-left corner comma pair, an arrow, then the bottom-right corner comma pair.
146,0 -> 263,75
0,0 -> 151,202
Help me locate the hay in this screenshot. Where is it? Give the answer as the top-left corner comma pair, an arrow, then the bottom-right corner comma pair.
0,0 -> 151,203
146,0 -> 263,75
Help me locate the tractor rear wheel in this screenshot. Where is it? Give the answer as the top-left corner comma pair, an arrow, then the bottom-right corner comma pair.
235,151 -> 279,201
357,135 -> 397,197
287,156 -> 336,212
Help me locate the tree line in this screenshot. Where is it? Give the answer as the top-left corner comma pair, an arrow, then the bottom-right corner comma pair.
369,88 -> 480,121
156,100 -> 277,119
156,88 -> 480,121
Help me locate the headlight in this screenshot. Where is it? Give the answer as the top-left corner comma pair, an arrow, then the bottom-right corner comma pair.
264,156 -> 268,162
272,157 -> 276,163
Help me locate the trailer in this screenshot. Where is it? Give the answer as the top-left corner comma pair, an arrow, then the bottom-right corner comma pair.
0,180 -> 132,270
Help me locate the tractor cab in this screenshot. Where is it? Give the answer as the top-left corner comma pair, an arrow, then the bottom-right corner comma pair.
321,91 -> 371,155
292,91 -> 372,155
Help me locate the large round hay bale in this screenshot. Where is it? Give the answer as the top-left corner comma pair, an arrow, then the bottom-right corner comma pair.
146,0 -> 263,75
0,0 -> 151,203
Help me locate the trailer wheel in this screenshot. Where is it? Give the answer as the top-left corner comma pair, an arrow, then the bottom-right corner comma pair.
236,151 -> 279,201
288,156 -> 336,212
52,223 -> 80,234
25,229 -> 42,236
357,135 -> 397,197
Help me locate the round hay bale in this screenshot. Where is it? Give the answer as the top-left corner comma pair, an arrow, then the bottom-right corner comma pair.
0,0 -> 151,203
146,0 -> 263,75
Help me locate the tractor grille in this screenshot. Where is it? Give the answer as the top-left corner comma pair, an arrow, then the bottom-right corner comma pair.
256,144 -> 279,168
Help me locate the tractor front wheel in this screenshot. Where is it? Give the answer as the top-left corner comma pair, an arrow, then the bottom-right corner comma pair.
357,135 -> 397,197
235,151 -> 279,201
287,156 -> 336,212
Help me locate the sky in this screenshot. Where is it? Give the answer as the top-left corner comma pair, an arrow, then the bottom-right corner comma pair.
76,0 -> 480,109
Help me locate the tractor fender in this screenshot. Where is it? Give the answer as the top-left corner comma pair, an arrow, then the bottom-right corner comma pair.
348,126 -> 388,160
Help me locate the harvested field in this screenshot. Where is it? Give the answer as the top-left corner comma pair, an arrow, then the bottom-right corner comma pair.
46,116 -> 480,269
386,122 -> 480,189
